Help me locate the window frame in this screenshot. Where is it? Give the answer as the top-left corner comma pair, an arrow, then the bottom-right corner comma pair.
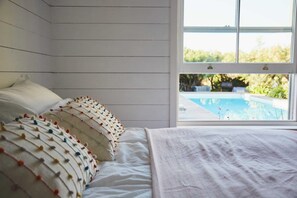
176,0 -> 297,126
180,0 -> 297,74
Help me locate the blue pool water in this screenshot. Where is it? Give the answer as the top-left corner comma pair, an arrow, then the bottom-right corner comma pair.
190,97 -> 288,120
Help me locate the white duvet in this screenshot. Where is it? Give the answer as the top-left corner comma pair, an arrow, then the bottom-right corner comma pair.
146,127 -> 297,198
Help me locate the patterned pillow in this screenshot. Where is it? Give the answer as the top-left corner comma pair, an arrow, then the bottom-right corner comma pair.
0,115 -> 98,198
43,96 -> 125,161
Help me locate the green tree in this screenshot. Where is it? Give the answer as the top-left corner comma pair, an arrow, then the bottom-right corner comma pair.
242,74 -> 288,99
181,46 -> 290,98
180,74 -> 205,91
240,46 -> 290,63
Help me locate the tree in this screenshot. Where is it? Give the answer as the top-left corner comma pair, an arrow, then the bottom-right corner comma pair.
242,74 -> 288,99
180,74 -> 205,91
181,46 -> 290,98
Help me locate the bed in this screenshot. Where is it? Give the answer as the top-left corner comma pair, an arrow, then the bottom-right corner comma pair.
82,127 -> 297,198
1,78 -> 297,198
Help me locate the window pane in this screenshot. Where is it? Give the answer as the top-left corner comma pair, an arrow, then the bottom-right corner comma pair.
179,74 -> 290,121
184,0 -> 236,27
240,0 -> 293,27
239,33 -> 291,63
184,33 -> 236,63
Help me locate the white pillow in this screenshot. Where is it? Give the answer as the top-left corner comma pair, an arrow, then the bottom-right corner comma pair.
0,79 -> 62,116
0,101 -> 35,123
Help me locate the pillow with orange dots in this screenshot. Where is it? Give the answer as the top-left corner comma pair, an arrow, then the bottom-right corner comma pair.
0,114 -> 98,198
43,96 -> 125,161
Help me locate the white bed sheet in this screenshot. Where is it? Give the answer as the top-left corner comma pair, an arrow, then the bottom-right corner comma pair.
83,128 -> 152,198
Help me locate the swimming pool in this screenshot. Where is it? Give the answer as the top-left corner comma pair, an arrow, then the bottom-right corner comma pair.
183,93 -> 288,120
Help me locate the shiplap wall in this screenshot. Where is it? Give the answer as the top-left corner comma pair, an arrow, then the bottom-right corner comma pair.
51,0 -> 171,128
0,0 -> 172,128
0,0 -> 52,88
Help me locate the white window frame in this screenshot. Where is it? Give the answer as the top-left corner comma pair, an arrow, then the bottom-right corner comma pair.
172,0 -> 297,127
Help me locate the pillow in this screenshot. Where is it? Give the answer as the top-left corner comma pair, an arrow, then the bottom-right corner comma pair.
43,96 -> 125,161
0,101 -> 35,123
0,115 -> 98,198
0,79 -> 62,115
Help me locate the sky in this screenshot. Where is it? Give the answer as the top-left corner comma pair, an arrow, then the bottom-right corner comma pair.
183,0 -> 294,52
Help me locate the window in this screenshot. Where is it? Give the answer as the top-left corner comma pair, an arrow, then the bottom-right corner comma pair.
178,0 -> 297,124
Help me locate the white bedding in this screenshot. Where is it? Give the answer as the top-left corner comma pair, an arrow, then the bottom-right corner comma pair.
83,127 -> 297,198
147,127 -> 297,198
83,128 -> 152,198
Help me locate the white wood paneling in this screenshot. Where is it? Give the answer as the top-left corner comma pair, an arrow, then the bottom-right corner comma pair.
53,57 -> 169,73
53,40 -> 169,56
0,21 -> 12,47
52,24 -> 169,40
122,120 -> 169,128
0,0 -> 51,37
105,105 -> 169,121
52,7 -> 169,24
0,73 -> 53,89
51,0 -> 171,128
10,0 -> 51,22
0,0 -> 52,90
0,48 -> 51,72
53,74 -> 169,89
41,0 -> 51,6
52,89 -> 169,105
0,21 -> 51,55
0,0 -> 172,128
50,0 -> 170,7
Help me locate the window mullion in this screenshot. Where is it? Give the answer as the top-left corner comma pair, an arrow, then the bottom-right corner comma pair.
291,0 -> 297,66
235,0 -> 241,63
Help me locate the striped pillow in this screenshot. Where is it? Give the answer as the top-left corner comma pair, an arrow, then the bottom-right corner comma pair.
44,96 -> 125,161
0,115 -> 98,198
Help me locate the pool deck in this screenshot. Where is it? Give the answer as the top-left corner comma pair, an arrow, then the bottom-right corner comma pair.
179,94 -> 218,121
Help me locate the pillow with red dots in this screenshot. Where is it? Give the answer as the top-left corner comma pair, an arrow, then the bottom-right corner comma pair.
43,96 -> 125,161
0,114 -> 98,198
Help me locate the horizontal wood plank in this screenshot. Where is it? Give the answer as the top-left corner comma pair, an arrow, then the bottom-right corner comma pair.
122,120 -> 169,128
53,57 -> 169,73
0,47 -> 51,72
0,0 -> 51,37
53,40 -> 169,56
52,89 -> 169,105
0,22 -> 51,55
53,73 -> 169,89
41,0 -> 51,5
50,0 -> 170,7
52,7 -> 169,24
10,0 -> 51,22
105,104 -> 169,121
52,24 -> 169,40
